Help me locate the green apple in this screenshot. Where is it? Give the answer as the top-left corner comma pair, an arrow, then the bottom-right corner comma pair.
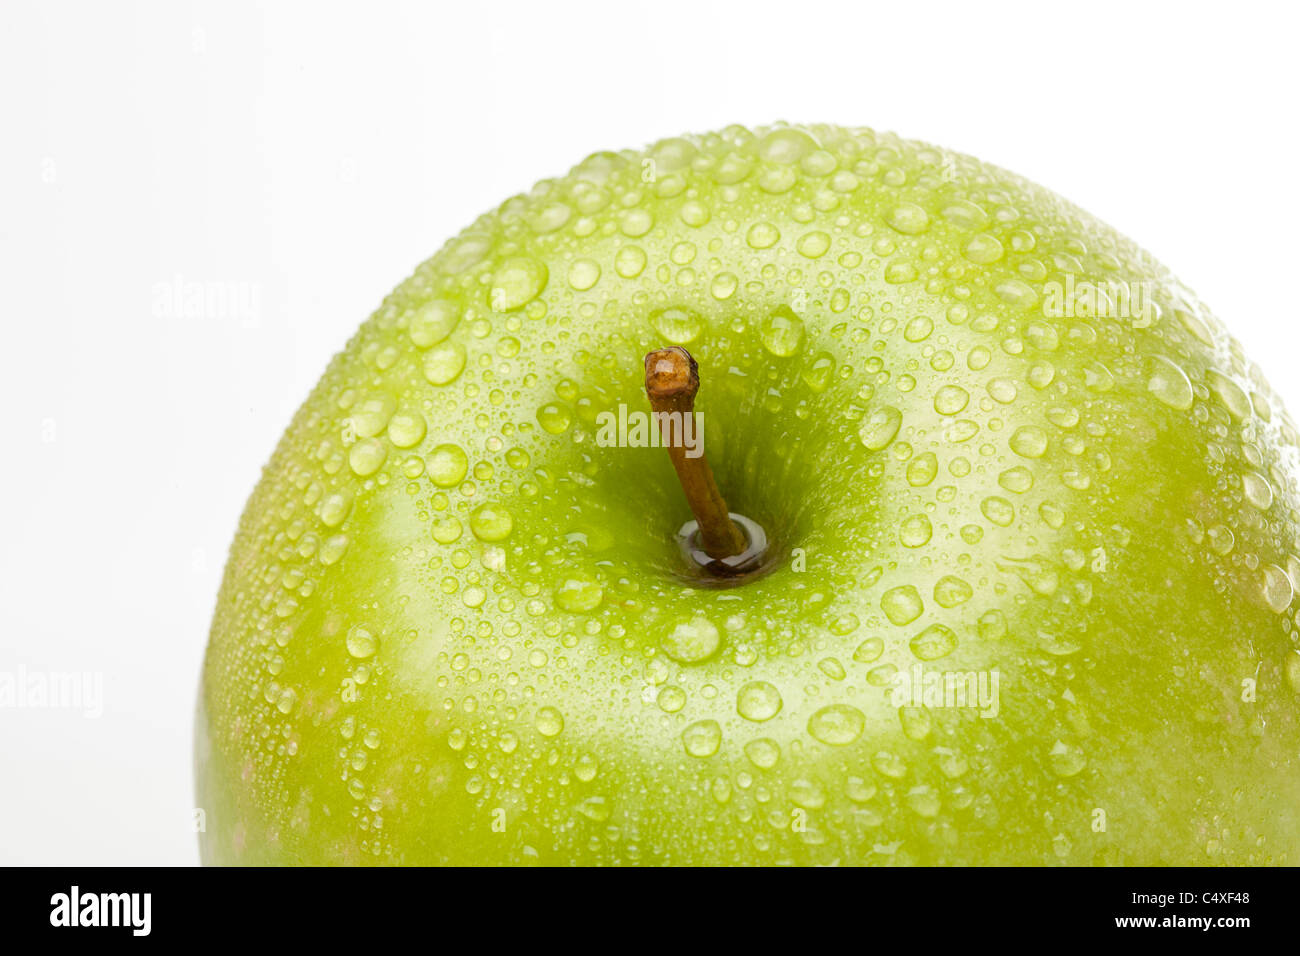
197,123 -> 1300,865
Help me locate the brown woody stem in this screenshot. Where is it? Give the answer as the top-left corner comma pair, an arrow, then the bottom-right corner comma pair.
644,347 -> 747,560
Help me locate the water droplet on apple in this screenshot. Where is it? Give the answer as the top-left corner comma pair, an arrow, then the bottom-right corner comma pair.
934,575 -> 973,608
470,504 -> 514,541
615,245 -> 647,278
853,637 -> 884,662
745,221 -> 780,249
757,127 -> 818,165
319,490 -> 352,528
945,419 -> 979,442
348,438 -> 387,477
657,685 -> 687,713
933,385 -> 970,416
737,681 -> 783,721
802,351 -> 835,392
760,307 -> 805,357
1206,369 -> 1251,420
963,234 -> 1003,264
347,394 -> 396,438
987,378 -> 1017,404
860,405 -> 903,450
1242,472 -> 1273,510
1259,565 -> 1293,614
904,316 -> 934,342
534,706 -> 565,737
347,625 -> 378,659
818,657 -> 846,679
1084,362 -> 1115,392
408,299 -> 460,348
554,574 -> 603,612
576,795 -> 611,821
567,259 -> 601,291
1009,426 -> 1048,459
661,616 -> 721,664
489,256 -> 548,310
907,452 -> 938,487
910,624 -> 957,661
1206,524 -> 1235,555
319,533 -> 349,565
682,719 -> 722,757
431,515 -> 462,544
1048,740 -> 1087,777
426,444 -> 468,487
796,231 -> 831,258
899,514 -> 932,547
423,342 -> 466,385
744,737 -> 780,769
981,496 -> 1015,527
807,704 -> 865,745
881,585 -> 923,625
649,306 -> 703,344
386,410 -> 427,449
899,706 -> 931,741
536,402 -> 572,435
1147,356 -> 1194,410
906,785 -> 941,817
885,202 -> 930,235
998,466 -> 1034,493
709,271 -> 738,299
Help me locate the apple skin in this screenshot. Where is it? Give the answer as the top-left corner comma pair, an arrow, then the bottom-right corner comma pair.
197,124 -> 1300,865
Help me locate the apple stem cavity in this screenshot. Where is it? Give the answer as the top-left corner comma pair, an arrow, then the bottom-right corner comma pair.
644,346 -> 749,562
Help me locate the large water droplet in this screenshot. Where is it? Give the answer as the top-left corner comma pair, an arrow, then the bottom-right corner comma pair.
1147,355 -> 1194,410
554,573 -> 603,612
346,625 -> 378,659
1009,426 -> 1048,458
910,624 -> 957,661
387,410 -> 427,449
534,706 -> 565,737
808,704 -> 865,745
661,616 -> 721,663
566,258 -> 601,291
348,438 -> 387,477
423,342 -> 467,385
933,385 -> 970,415
860,406 -> 903,450
649,306 -> 704,344
408,300 -> 460,348
907,452 -> 938,486
899,514 -> 933,547
469,504 -> 514,541
981,496 -> 1015,527
760,307 -> 805,357
881,585 -> 924,625
744,737 -> 780,769
1242,472 -> 1273,510
998,466 -> 1034,494
1206,370 -> 1251,420
737,681 -> 783,721
682,719 -> 722,757
426,444 -> 468,487
853,637 -> 884,663
489,256 -> 548,310
1048,740 -> 1087,777
885,202 -> 930,235
933,575 -> 973,608
1260,564 -> 1294,614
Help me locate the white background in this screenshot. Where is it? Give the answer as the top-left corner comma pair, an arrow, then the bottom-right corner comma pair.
1,0 -> 1296,865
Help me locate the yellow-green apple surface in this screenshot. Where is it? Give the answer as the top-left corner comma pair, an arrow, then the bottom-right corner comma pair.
197,123 -> 1300,865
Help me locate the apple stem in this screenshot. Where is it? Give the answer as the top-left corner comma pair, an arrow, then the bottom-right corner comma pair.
644,347 -> 748,561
